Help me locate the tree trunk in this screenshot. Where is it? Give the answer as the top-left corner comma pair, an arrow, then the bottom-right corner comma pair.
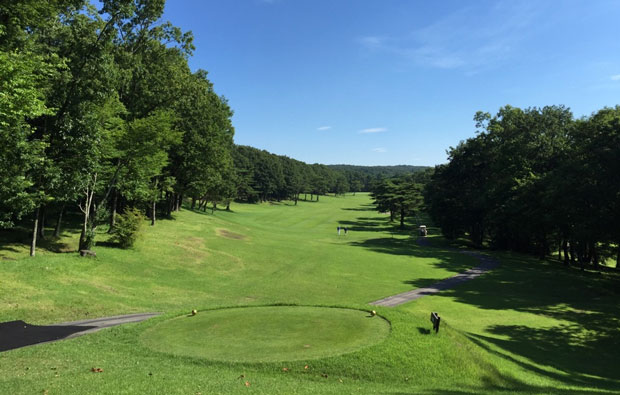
562,239 -> 569,266
30,207 -> 40,257
212,202 -> 216,214
109,190 -> 117,233
191,197 -> 196,209
616,244 -> 619,269
539,231 -> 548,260
54,204 -> 64,238
177,194 -> 182,211
590,241 -> 599,268
79,210 -> 88,251
151,199 -> 156,226
38,205 -> 46,240
316,195 -> 319,201
226,202 -> 231,211
399,206 -> 405,228
79,173 -> 98,251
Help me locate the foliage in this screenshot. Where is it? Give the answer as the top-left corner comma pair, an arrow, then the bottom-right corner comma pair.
110,207 -> 145,248
328,164 -> 429,192
0,0 -> 234,254
371,175 -> 425,227
426,105 -> 620,267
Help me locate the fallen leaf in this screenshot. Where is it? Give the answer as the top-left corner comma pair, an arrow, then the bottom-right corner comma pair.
238,374 -> 245,379
339,379 -> 343,383
91,367 -> 103,373
304,365 -> 309,370
321,373 -> 328,378
282,367 -> 289,372
245,381 -> 251,387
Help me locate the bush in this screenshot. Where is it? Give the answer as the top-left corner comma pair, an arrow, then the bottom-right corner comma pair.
111,207 -> 145,248
82,228 -> 96,250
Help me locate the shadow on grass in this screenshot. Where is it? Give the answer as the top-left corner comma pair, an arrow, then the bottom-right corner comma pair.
341,203 -> 375,212
95,240 -> 122,248
351,236 -> 478,274
345,211 -> 620,389
0,228 -> 76,255
337,215 -> 415,236
185,205 -> 235,216
409,251 -> 620,389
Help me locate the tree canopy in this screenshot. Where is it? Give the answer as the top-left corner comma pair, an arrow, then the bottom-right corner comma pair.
426,105 -> 620,268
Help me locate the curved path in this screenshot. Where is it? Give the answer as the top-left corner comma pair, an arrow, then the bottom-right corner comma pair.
0,312 -> 160,352
369,238 -> 499,307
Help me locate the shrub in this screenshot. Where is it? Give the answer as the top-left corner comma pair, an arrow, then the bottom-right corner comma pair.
111,207 -> 145,248
82,228 -> 96,250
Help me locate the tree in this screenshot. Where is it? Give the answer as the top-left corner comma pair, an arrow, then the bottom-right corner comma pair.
372,177 -> 424,228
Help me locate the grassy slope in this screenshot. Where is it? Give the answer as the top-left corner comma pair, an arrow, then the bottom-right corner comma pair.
0,194 -> 618,394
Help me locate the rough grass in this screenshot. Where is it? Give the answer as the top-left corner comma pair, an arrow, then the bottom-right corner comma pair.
0,193 -> 619,394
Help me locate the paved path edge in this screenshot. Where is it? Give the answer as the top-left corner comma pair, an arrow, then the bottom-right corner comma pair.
369,238 -> 499,307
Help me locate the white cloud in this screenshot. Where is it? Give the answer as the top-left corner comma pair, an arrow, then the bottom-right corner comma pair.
359,1 -> 543,71
359,36 -> 384,49
372,147 -> 387,153
611,74 -> 620,81
359,127 -> 387,134
317,126 -> 332,131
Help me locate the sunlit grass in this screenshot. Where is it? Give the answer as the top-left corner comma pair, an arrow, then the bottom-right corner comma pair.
0,194 -> 618,393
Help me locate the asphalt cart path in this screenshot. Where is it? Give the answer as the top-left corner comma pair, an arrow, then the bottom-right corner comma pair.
370,238 -> 499,307
0,312 -> 160,352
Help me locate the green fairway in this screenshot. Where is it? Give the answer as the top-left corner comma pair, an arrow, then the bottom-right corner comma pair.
0,193 -> 619,394
140,306 -> 390,362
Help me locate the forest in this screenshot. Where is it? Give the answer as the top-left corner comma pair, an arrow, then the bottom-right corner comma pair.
425,105 -> 620,268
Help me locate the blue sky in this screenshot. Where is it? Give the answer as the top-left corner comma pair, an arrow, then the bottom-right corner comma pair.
162,0 -> 620,166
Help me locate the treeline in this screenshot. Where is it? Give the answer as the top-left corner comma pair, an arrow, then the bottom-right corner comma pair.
426,105 -> 620,268
232,145 -> 350,203
328,164 -> 429,192
0,1 -> 234,255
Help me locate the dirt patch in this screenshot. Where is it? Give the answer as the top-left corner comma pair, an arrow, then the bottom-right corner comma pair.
174,237 -> 208,263
216,229 -> 246,240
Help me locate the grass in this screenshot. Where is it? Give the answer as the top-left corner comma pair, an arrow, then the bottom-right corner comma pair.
0,193 -> 619,394
140,306 -> 390,362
